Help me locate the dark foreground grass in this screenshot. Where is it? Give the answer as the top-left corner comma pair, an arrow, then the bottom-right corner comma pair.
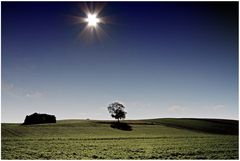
1,118 -> 239,159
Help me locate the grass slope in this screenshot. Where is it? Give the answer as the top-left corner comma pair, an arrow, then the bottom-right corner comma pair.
2,118 -> 239,159
144,118 -> 238,135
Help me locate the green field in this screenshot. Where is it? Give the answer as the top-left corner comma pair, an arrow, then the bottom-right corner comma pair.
1,118 -> 239,159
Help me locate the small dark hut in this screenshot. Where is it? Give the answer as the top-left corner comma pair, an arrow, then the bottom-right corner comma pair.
23,113 -> 56,125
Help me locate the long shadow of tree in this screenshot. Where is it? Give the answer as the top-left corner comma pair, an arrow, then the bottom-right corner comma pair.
110,122 -> 132,131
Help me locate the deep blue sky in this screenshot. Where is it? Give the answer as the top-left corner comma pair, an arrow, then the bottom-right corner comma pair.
2,2 -> 238,122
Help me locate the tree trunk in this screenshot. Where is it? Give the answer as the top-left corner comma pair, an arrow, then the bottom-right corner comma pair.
118,119 -> 119,123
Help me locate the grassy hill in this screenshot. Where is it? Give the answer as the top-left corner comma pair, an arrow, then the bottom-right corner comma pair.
143,118 -> 238,135
1,118 -> 238,159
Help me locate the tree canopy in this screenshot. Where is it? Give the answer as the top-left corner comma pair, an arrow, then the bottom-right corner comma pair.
107,102 -> 127,122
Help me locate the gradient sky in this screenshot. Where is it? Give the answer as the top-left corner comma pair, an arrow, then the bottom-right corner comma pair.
2,2 -> 238,123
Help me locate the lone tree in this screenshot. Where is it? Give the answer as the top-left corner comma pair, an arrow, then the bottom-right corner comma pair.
107,102 -> 127,123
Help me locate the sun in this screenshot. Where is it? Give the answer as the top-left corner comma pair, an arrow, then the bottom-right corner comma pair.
85,13 -> 100,27
70,3 -> 110,42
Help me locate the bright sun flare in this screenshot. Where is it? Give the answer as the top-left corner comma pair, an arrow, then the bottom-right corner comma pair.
71,3 -> 109,42
85,13 -> 100,27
